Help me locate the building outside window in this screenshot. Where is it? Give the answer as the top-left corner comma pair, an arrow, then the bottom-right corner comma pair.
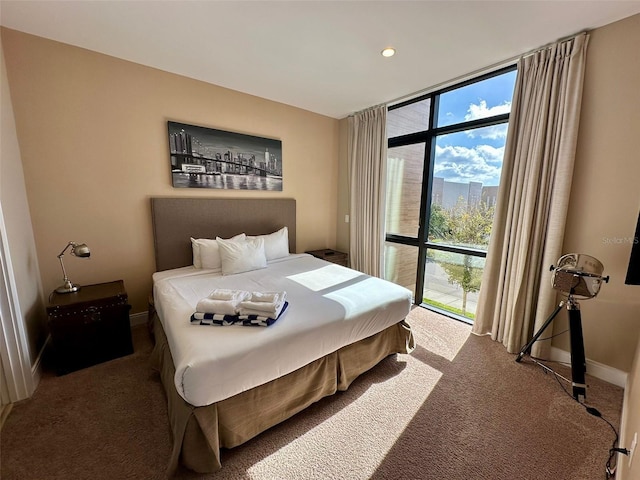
385,67 -> 517,322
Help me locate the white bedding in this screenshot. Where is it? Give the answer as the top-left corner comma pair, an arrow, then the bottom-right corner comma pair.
153,254 -> 412,407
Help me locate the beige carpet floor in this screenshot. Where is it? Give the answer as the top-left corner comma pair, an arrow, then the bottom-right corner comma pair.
1,307 -> 623,479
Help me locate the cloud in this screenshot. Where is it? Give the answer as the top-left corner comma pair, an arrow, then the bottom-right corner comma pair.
467,124 -> 509,140
465,99 -> 511,121
434,144 -> 504,185
464,100 -> 511,140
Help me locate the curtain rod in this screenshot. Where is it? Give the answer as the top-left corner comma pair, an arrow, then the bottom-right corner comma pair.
347,103 -> 387,118
385,57 -> 518,108
384,30 -> 589,109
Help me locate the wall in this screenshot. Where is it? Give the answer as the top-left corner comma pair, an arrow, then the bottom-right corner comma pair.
1,28 -> 340,315
336,118 -> 349,253
0,35 -> 46,367
554,13 -> 640,373
619,336 -> 640,479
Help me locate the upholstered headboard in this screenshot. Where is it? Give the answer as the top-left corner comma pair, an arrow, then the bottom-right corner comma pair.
150,197 -> 296,271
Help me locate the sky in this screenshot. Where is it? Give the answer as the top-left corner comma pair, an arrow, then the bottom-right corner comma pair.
433,70 -> 517,186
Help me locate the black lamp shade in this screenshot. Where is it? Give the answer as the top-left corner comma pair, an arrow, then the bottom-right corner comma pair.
625,211 -> 640,285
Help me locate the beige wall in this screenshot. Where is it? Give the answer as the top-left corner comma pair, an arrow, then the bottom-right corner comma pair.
336,118 -> 350,253
553,13 -> 640,373
0,35 -> 46,366
564,18 -> 640,473
1,28 -> 340,315
619,337 -> 640,479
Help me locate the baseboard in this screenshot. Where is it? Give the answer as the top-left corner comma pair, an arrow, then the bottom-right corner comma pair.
617,374 -> 632,477
130,311 -> 148,327
550,346 -> 628,388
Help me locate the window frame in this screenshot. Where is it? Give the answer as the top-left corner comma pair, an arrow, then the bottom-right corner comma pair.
385,64 -> 517,322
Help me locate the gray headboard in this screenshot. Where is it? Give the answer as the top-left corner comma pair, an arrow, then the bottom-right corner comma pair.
151,197 -> 296,271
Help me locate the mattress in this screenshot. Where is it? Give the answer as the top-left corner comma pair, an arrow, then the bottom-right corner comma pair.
153,254 -> 412,407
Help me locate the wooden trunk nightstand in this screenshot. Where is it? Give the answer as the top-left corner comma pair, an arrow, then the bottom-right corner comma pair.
305,248 -> 349,267
47,280 -> 133,375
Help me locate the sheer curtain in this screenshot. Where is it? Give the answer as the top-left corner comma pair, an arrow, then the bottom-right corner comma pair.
348,105 -> 387,277
472,33 -> 590,359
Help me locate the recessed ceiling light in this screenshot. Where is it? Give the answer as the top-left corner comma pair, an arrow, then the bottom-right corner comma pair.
381,47 -> 396,58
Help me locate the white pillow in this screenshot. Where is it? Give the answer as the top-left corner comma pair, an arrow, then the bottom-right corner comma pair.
217,236 -> 267,275
247,227 -> 289,261
191,233 -> 246,269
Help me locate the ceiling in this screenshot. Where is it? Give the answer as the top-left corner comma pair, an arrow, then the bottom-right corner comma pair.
1,1 -> 639,119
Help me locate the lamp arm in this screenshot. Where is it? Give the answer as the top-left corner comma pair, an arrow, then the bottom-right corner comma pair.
58,255 -> 70,282
57,241 -> 76,258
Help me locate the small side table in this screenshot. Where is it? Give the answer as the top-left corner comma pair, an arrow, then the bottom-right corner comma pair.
47,280 -> 133,375
305,248 -> 349,267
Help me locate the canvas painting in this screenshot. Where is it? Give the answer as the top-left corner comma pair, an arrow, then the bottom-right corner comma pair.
168,121 -> 283,191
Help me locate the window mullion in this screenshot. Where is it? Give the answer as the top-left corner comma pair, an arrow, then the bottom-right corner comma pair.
414,94 -> 438,304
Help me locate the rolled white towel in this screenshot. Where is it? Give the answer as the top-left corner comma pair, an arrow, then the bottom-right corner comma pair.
196,298 -> 239,317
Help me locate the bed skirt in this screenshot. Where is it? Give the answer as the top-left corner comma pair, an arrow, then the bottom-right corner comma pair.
149,314 -> 415,475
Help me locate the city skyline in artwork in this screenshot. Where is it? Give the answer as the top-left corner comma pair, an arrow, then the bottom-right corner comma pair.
168,121 -> 283,191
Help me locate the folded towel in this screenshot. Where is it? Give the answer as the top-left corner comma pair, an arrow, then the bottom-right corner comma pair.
248,291 -> 286,304
190,312 -> 238,326
237,302 -> 289,327
192,290 -> 288,327
238,300 -> 286,319
195,298 -> 239,317
237,290 -> 286,316
208,289 -> 251,302
195,289 -> 251,316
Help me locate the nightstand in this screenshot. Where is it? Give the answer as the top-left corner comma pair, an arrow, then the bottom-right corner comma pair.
306,248 -> 349,267
47,280 -> 133,375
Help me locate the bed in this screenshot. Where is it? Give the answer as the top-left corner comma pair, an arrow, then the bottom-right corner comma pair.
148,197 -> 415,475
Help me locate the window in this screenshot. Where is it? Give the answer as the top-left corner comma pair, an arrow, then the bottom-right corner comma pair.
385,67 -> 517,322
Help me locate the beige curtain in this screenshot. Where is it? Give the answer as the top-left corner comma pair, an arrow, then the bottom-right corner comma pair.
348,105 -> 387,277
472,33 -> 589,359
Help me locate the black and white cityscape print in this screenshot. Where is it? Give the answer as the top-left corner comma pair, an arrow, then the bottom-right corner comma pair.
168,121 -> 283,191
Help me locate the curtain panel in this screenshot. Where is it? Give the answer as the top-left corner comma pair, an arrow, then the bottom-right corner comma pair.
472,33 -> 590,359
348,105 -> 387,277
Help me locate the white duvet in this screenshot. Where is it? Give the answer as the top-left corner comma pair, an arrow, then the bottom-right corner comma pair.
153,254 -> 412,407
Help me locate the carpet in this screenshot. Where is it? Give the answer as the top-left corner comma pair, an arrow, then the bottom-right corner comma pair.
1,307 -> 623,479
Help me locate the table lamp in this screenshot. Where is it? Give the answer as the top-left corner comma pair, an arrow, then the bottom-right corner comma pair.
55,242 -> 91,293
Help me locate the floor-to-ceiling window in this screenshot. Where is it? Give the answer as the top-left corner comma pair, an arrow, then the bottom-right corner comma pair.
385,66 -> 517,323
